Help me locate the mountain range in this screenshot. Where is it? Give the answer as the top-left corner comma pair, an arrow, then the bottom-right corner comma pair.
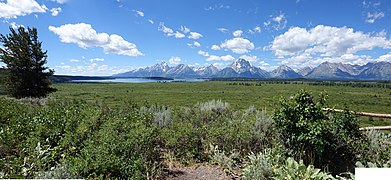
113,59 -> 391,80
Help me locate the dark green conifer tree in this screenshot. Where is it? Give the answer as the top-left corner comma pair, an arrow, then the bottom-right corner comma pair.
0,26 -> 56,98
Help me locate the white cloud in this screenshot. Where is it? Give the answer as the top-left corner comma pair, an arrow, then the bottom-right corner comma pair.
258,61 -> 271,69
217,28 -> 229,33
49,23 -> 143,56
52,0 -> 67,4
211,45 -> 221,50
134,10 -> 144,17
212,62 -> 224,69
376,52 -> 391,62
270,25 -> 391,69
239,55 -> 258,62
198,50 -> 209,57
168,56 -> 181,65
174,31 -> 185,38
9,21 -> 23,29
90,58 -> 104,63
50,7 -> 62,16
366,12 -> 385,23
158,23 -> 184,38
220,37 -> 255,54
193,41 -> 201,47
249,26 -> 261,34
180,26 -> 190,33
270,25 -> 391,58
0,0 -> 48,18
264,12 -> 287,31
148,19 -> 154,24
206,55 -> 235,61
232,30 -> 243,37
205,4 -> 230,11
188,32 -> 203,39
158,22 -> 174,34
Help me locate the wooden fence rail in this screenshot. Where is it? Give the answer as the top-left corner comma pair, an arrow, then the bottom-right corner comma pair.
322,108 -> 391,131
322,108 -> 391,119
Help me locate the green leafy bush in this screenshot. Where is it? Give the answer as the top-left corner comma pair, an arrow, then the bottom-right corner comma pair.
273,90 -> 364,174
0,98 -> 162,179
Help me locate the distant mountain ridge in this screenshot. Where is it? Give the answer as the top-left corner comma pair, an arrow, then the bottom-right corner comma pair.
113,59 -> 391,80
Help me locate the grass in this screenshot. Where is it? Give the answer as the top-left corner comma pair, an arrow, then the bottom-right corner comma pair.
50,81 -> 391,128
52,81 -> 391,114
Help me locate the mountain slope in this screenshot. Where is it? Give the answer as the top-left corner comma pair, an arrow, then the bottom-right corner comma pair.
112,59 -> 391,80
357,61 -> 391,80
305,62 -> 357,80
271,65 -> 302,79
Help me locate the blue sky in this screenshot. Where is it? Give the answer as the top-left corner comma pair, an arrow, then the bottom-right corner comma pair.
1,0 -> 391,75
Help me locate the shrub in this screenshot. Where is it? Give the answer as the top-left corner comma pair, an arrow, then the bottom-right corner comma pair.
241,149 -> 275,180
273,90 -> 364,174
140,105 -> 172,128
359,130 -> 391,167
273,157 -> 333,180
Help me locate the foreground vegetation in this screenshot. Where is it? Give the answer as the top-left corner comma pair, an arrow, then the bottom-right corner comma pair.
51,81 -> 391,128
1,89 -> 390,179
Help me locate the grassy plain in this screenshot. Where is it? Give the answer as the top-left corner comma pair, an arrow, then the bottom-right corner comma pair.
52,81 -> 391,113
51,81 -> 391,127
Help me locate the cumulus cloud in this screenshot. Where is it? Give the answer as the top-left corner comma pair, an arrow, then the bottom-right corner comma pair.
211,45 -> 221,50
158,22 -> 174,34
49,23 -> 143,56
168,56 -> 181,65
148,19 -> 154,24
220,37 -> 255,54
198,49 -> 234,61
264,12 -> 287,31
232,30 -> 243,37
50,7 -> 62,16
174,31 -> 185,38
270,25 -> 391,68
198,50 -> 209,57
239,55 -> 258,62
0,0 -> 48,18
206,55 -> 234,61
188,32 -> 203,39
271,25 -> 391,58
193,41 -> 201,47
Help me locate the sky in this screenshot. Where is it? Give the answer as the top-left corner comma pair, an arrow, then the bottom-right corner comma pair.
0,0 -> 391,75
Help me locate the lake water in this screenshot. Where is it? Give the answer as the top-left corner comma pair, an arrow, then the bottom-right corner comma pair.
72,78 -> 207,83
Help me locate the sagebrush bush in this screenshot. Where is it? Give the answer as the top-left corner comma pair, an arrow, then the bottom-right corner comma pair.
140,105 -> 172,128
360,130 -> 391,166
198,99 -> 229,114
241,149 -> 274,180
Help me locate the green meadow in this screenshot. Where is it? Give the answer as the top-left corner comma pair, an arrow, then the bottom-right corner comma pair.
52,81 -> 391,113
